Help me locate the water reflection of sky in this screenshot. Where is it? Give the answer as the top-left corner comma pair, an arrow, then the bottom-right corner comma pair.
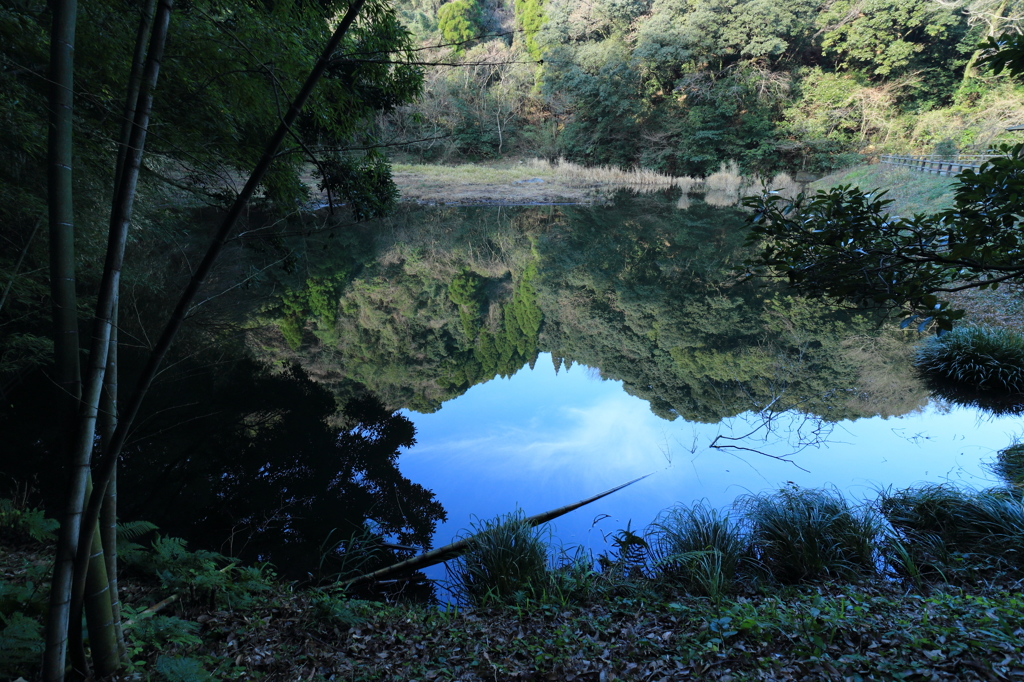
400,353 -> 1022,561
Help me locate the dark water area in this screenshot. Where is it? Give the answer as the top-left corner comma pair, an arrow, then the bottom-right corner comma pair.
5,192 -> 1017,593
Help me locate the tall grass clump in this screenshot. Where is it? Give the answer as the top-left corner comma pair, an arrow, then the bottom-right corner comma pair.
914,325 -> 1024,393
738,486 -> 882,583
881,485 -> 1024,564
986,442 -> 1024,489
649,502 -> 746,599
450,511 -> 550,606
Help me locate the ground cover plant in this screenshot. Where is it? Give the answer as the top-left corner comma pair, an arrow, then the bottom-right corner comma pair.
5,477 -> 1024,680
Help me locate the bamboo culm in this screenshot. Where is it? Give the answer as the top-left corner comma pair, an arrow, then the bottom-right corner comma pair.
43,1 -> 171,678
42,1 -> 82,678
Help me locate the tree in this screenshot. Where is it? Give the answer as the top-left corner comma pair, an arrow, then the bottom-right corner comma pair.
438,0 -> 482,50
743,33 -> 1024,331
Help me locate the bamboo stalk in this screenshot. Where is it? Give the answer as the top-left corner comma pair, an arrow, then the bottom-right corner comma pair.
98,302 -> 125,661
346,474 -> 652,587
43,1 -> 82,678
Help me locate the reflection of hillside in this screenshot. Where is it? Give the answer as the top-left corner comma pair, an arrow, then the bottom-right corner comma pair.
535,197 -> 928,422
261,194 -> 928,421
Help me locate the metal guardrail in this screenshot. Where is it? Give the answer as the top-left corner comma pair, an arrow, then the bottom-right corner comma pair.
880,154 -> 1002,176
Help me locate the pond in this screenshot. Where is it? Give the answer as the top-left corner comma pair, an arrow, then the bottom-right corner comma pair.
248,190 -> 1019,581
16,190 -> 1009,591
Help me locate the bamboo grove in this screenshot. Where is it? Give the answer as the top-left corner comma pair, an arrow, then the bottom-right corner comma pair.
1,0 -> 426,677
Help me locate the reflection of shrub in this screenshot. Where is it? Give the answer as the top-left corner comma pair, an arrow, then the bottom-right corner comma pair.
650,502 -> 746,598
452,511 -> 549,605
915,325 -> 1024,393
738,486 -> 881,583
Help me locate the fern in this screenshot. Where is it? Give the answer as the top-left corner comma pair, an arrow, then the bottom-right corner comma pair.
0,498 -> 58,543
0,611 -> 44,678
154,654 -> 215,682
127,612 -> 202,650
116,519 -> 159,542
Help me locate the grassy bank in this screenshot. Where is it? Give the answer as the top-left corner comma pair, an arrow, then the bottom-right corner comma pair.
5,478 -> 1024,681
810,164 -> 958,218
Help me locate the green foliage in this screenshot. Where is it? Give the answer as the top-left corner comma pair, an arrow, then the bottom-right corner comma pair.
316,152 -> 402,222
819,0 -> 959,77
117,519 -> 160,542
437,0 -> 482,50
449,268 -> 487,340
452,511 -> 551,606
0,497 -> 58,543
745,144 -> 1024,330
124,536 -> 274,609
308,591 -> 372,628
127,612 -> 203,653
650,502 -> 746,598
914,325 -> 1024,393
514,0 -> 547,62
738,485 -> 882,583
278,274 -> 349,349
0,0 -> 423,389
979,31 -> 1024,78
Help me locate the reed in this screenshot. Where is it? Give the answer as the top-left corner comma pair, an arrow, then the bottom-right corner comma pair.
526,157 -> 690,188
737,486 -> 882,583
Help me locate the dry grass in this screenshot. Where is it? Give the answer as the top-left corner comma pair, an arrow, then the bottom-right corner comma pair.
389,158 -> 805,206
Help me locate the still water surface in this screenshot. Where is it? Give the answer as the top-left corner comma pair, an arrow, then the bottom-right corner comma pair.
400,354 -> 1015,558
262,192 -> 1022,577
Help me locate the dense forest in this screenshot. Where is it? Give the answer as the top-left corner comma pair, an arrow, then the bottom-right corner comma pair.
382,0 -> 1024,173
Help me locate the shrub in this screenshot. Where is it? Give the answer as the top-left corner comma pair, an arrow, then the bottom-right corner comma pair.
451,511 -> 550,606
738,485 -> 882,583
649,502 -> 746,599
914,325 -> 1024,393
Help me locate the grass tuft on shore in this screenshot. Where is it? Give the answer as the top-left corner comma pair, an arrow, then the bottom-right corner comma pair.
915,324 -> 1024,393
450,511 -> 550,606
737,485 -> 882,583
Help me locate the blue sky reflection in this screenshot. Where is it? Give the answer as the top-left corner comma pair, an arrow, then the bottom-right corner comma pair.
399,354 -> 1022,559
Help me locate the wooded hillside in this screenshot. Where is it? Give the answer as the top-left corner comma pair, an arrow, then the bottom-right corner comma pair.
384,0 -> 1024,174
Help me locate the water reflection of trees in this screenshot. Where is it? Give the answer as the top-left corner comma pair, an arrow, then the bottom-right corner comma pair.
265,193 -> 929,424
115,358 -> 445,578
